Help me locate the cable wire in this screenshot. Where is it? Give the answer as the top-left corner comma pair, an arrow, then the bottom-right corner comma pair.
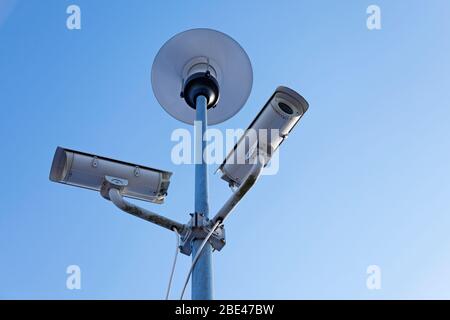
180,220 -> 221,300
165,227 -> 180,300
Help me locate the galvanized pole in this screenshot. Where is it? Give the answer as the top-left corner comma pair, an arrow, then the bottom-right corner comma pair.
191,95 -> 214,300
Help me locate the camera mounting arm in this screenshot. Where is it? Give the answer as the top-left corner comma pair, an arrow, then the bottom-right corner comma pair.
211,162 -> 263,225
108,189 -> 185,233
101,176 -> 186,234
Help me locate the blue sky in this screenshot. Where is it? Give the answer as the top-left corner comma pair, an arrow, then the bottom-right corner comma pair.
1,0 -> 450,299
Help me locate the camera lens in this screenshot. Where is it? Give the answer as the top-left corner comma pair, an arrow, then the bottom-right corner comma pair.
278,102 -> 294,115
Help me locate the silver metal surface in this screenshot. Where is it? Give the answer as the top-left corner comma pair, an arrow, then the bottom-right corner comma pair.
212,162 -> 263,225
49,147 -> 172,204
108,188 -> 185,233
179,213 -> 226,256
217,86 -> 309,189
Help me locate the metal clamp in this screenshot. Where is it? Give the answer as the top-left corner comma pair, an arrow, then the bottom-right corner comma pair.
179,213 -> 226,256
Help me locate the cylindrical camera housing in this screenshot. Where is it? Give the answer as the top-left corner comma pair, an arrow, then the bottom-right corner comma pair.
218,86 -> 309,188
49,147 -> 172,203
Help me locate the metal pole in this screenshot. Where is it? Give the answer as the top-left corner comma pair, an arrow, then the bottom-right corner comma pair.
191,95 -> 213,300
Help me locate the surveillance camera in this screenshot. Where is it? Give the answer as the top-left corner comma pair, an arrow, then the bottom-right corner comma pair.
217,86 -> 309,188
49,147 -> 172,204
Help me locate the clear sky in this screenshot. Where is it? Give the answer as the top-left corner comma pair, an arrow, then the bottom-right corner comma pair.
1,0 -> 450,299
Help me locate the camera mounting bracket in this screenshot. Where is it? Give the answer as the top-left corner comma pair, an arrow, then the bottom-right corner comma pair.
179,213 -> 226,256
100,176 -> 128,200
